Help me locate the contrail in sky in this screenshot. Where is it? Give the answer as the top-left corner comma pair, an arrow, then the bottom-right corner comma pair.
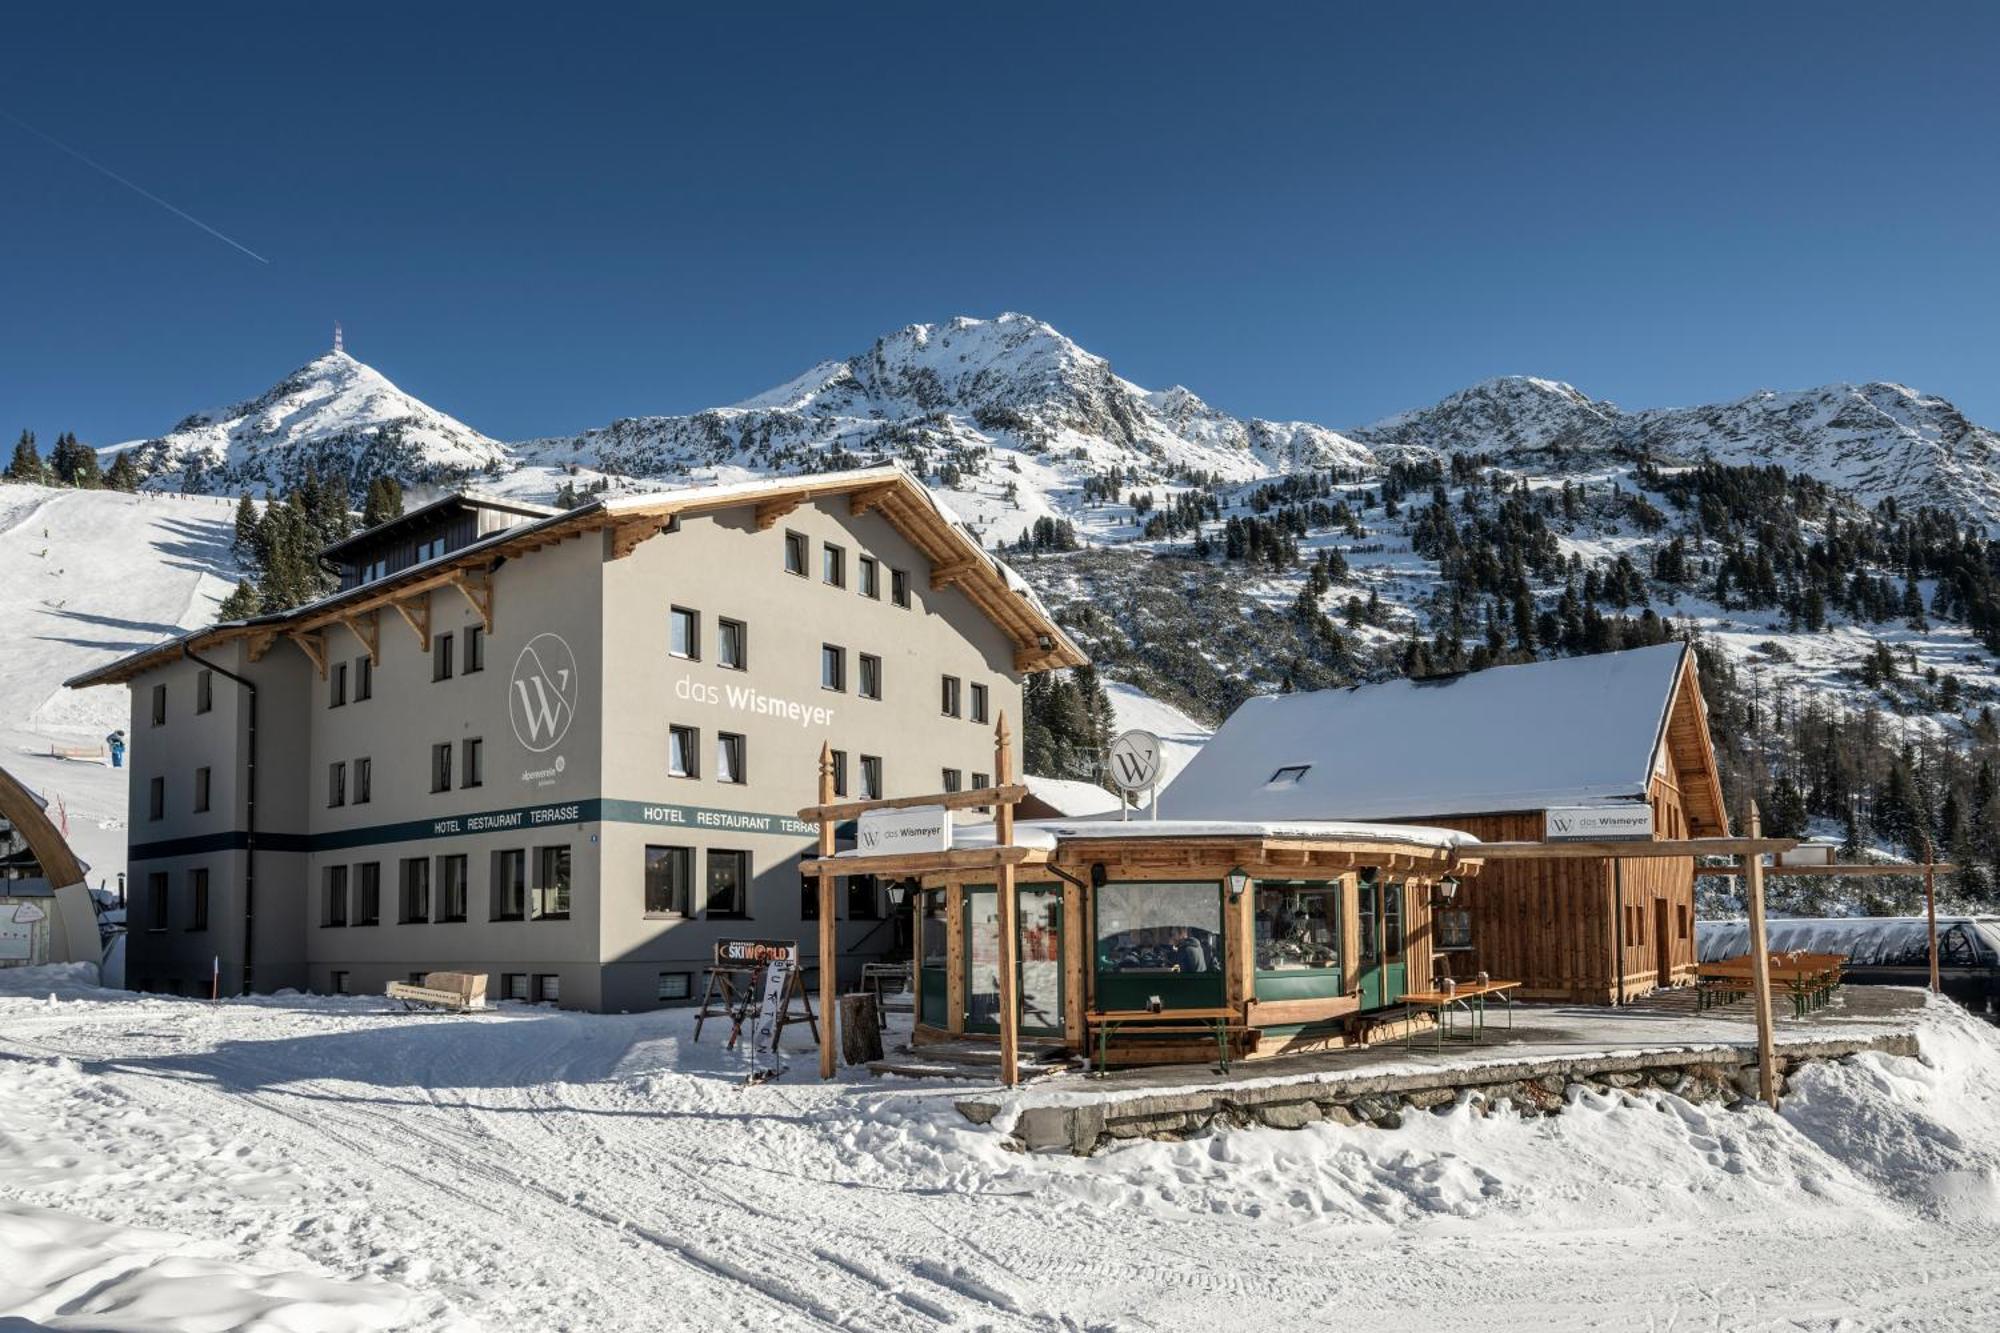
0,106 -> 271,264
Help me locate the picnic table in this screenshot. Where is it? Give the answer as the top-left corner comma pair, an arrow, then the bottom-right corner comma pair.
1698,951 -> 1843,1017
1398,979 -> 1521,1053
1086,1006 -> 1244,1076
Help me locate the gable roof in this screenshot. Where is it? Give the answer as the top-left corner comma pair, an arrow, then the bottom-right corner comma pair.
1161,641 -> 1728,835
67,466 -> 1085,689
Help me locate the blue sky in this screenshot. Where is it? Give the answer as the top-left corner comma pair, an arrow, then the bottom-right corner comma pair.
3,2 -> 1997,445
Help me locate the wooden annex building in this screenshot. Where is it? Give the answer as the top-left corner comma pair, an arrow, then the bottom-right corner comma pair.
1162,641 -> 1728,1004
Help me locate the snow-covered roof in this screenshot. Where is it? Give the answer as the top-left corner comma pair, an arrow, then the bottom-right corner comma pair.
942,817 -> 1480,854
1161,642 -> 1700,824
1698,916 -> 2000,967
1022,775 -> 1124,818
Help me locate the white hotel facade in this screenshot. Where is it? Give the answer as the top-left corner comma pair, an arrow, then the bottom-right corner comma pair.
70,468 -> 1083,1010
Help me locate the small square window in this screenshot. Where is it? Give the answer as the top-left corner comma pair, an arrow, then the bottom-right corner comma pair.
942,768 -> 962,794
670,606 -> 700,660
669,724 -> 700,778
718,617 -> 746,670
858,654 -> 881,700
657,972 -> 693,1003
858,556 -> 880,599
503,973 -> 530,1002
1267,765 -> 1312,788
331,970 -> 350,995
891,568 -> 910,608
822,543 -> 845,588
535,973 -> 562,1004
821,644 -> 846,692
717,732 -> 746,785
784,531 -> 808,577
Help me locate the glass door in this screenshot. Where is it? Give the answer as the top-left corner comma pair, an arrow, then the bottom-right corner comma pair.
1356,877 -> 1383,1008
1381,879 -> 1406,1003
964,884 -> 1065,1035
965,888 -> 1003,1032
919,888 -> 949,1028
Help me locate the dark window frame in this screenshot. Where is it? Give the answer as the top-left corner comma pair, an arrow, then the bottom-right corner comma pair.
704,848 -> 751,919
717,617 -> 747,671
151,682 -> 167,726
716,731 -> 747,785
354,862 -> 381,926
324,865 -> 350,927
858,653 -> 881,700
435,854 -> 469,923
491,848 -> 527,921
196,670 -> 213,714
669,605 -> 701,661
354,756 -> 372,805
644,844 -> 694,918
328,760 -> 347,808
860,754 -> 883,801
400,857 -> 431,923
970,682 -> 989,724
533,845 -> 572,921
462,737 -> 483,789
464,624 -> 485,674
783,530 -> 809,577
187,867 -> 209,931
431,742 -> 452,793
941,675 -> 962,718
858,555 -> 880,599
668,724 -> 700,779
330,660 -> 348,708
193,766 -> 211,814
147,775 -> 165,822
821,644 -> 846,692
433,631 -> 455,682
822,542 -> 846,588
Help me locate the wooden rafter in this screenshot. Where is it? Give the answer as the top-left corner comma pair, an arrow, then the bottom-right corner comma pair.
246,630 -> 277,663
609,518 -> 667,561
289,629 -> 328,680
848,483 -> 898,518
753,493 -> 806,531
930,557 -> 979,591
391,593 -> 431,652
448,568 -> 494,633
340,610 -> 380,666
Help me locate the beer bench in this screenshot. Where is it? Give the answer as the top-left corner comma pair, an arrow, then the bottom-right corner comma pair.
1398,979 -> 1520,1053
1086,1007 -> 1244,1076
386,971 -> 489,1013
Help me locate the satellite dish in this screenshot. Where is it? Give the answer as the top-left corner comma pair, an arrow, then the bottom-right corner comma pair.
1106,729 -> 1164,794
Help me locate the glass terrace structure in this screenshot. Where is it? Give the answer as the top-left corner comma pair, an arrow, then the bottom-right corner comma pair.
67,468 -> 1084,1009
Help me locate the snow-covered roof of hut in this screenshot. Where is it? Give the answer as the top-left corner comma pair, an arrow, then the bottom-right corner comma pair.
1160,642 -> 1727,833
1698,916 -> 2000,966
945,817 -> 1480,853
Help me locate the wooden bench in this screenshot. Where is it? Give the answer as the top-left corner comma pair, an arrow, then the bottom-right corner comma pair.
1085,1006 -> 1246,1075
1699,953 -> 1844,1018
1397,980 -> 1521,1052
386,971 -> 489,1013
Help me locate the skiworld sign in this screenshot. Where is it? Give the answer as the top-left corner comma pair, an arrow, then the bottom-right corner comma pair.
510,633 -> 579,755
1546,803 -> 1654,841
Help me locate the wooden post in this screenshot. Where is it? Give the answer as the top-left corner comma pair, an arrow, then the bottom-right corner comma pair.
1924,836 -> 1940,994
816,742 -> 839,1080
1743,801 -> 1780,1111
994,714 -> 1021,1088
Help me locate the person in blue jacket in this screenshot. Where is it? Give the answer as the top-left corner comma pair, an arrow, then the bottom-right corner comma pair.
106,731 -> 126,768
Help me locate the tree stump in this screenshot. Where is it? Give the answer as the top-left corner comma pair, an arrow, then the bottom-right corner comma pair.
838,992 -> 883,1066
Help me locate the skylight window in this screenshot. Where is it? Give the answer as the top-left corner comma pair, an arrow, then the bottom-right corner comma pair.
1266,765 -> 1312,788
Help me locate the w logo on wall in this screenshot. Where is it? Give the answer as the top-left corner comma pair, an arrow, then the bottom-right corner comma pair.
510,633 -> 580,753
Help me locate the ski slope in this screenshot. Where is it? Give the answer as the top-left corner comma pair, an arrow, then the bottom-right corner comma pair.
3,967 -> 1999,1330
0,485 -> 240,890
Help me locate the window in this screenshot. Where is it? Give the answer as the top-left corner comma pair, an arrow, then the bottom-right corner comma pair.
1096,881 -> 1225,988
147,776 -> 164,822
858,556 -> 879,599
1253,883 -> 1341,975
941,675 -> 961,717
187,868 -> 209,931
706,850 -> 749,917
784,530 -> 808,576
354,756 -> 371,805
717,618 -> 746,670
194,766 -> 211,813
533,846 -> 571,920
354,863 -> 381,925
328,761 -> 347,808
830,749 -> 848,798
670,606 -> 700,660
860,755 -> 883,800
465,625 -> 485,674
942,768 -> 962,794
431,742 -> 452,793
492,849 -> 526,920
534,974 -> 562,1004
462,738 -> 483,789
802,870 -> 820,919
716,732 -> 746,784
400,857 -> 431,923
858,653 -> 881,700
1267,765 -> 1312,788
1678,904 -> 1690,941
657,972 -> 692,1004
196,670 -> 213,714
151,683 -> 167,726
146,872 -> 168,930
668,725 -> 700,778
821,644 -> 846,692
330,661 -> 348,708
331,971 -> 350,995
645,845 -> 693,917
891,568 -> 910,608
970,682 -> 989,724
433,631 -> 455,682
354,656 -> 373,701
324,865 -> 349,927
415,534 -> 447,562
972,772 -> 990,803
436,855 -> 468,922
503,973 -> 529,1002
823,543 -> 846,587
847,873 -> 880,920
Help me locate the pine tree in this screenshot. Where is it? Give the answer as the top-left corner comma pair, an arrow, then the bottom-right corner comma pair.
232,494 -> 260,561
104,449 -> 141,492
4,430 -> 42,483
361,475 -> 405,529
217,579 -> 262,621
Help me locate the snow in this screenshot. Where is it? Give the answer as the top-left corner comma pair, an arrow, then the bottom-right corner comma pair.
1104,678 -> 1212,790
1163,641 -> 1688,823
943,816 -> 1479,853
4,967 -> 2000,1329
1700,916 -> 2000,966
1021,773 -> 1123,816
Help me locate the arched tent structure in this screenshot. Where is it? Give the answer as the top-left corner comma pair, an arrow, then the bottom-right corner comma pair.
0,764 -> 102,972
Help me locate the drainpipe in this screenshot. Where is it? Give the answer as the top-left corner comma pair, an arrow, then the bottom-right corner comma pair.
183,644 -> 257,996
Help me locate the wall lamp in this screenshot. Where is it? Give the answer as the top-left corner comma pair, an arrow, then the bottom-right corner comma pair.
1226,867 -> 1252,899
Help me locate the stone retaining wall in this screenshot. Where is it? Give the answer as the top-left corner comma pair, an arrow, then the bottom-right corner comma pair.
965,1032 -> 1919,1156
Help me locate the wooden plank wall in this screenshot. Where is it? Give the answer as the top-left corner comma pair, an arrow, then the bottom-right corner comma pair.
1609,760 -> 1698,996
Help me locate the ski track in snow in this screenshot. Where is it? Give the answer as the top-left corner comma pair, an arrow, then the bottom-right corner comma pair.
5,972 -> 2000,1331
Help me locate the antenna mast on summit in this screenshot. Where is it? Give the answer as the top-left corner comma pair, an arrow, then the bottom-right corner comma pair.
334,321 -> 344,355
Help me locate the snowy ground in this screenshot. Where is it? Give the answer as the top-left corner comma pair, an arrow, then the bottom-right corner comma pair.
5,966 -> 2000,1331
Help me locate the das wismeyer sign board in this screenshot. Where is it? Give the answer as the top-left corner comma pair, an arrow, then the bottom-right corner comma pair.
1545,803 -> 1654,840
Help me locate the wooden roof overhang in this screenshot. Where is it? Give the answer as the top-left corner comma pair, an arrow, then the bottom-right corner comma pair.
0,765 -> 87,890
1660,645 -> 1730,838
68,468 -> 1085,689
805,832 -> 1483,884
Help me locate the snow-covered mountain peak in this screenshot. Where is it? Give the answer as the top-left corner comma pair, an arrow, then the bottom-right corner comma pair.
1353,374 -> 1623,460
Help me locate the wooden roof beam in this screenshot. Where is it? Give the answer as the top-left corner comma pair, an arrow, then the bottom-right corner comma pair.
391,593 -> 431,652
288,629 -> 328,680
340,610 -> 380,666
448,568 -> 494,633
246,630 -> 277,663
931,557 -> 980,591
754,493 -> 806,531
848,483 -> 899,518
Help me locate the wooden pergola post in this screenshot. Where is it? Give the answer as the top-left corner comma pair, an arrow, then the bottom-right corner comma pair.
994,713 -> 1021,1088
1923,836 -> 1941,994
816,742 -> 838,1080
1743,801 -> 1779,1111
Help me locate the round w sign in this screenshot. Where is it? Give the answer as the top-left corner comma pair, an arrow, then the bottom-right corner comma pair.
510,633 -> 579,753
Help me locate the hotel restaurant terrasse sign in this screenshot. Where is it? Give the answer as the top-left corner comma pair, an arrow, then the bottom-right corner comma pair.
856,804 -> 952,854
1546,803 -> 1655,841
